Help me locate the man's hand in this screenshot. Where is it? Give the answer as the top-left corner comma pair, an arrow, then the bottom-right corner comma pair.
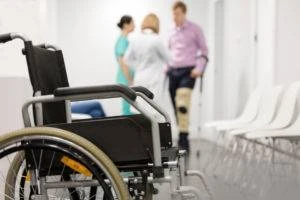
190,68 -> 203,78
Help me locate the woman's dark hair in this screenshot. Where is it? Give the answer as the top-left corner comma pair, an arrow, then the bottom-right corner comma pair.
117,15 -> 133,29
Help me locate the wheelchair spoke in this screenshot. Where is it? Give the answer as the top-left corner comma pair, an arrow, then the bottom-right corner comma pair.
30,150 -> 38,173
37,140 -> 45,173
47,151 -> 56,176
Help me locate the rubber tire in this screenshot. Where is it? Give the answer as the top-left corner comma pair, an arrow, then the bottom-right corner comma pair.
1,127 -> 130,200
5,151 -> 24,200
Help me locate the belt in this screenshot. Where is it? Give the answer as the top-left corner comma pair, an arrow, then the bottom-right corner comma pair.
170,66 -> 195,71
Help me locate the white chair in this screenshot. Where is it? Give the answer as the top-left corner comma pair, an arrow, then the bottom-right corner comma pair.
245,82 -> 300,139
223,85 -> 284,134
245,122 -> 300,139
204,87 -> 263,129
251,122 -> 300,138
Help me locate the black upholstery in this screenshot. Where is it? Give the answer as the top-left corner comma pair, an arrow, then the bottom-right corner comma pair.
23,41 -> 69,124
49,114 -> 172,165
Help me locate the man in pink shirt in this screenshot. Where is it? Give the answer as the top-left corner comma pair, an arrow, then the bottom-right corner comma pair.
167,1 -> 208,152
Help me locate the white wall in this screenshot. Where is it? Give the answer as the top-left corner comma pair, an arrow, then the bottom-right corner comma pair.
0,0 -> 52,77
274,0 -> 300,84
256,0 -> 277,88
204,0 -> 278,122
206,0 -> 258,120
0,77 -> 32,134
223,0 -> 257,118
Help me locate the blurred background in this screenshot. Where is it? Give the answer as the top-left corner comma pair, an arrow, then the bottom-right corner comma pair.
0,0 -> 300,199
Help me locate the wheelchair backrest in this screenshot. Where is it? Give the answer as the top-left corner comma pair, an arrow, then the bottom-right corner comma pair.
23,41 -> 69,125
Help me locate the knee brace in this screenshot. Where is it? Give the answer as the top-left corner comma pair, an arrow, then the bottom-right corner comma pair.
175,88 -> 192,133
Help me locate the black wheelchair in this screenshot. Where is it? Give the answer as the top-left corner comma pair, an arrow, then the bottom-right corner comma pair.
0,33 -> 211,200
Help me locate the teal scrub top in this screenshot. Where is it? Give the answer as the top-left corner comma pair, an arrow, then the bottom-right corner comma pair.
115,35 -> 134,85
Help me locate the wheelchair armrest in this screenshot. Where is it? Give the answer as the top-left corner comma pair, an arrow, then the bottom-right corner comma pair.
131,86 -> 154,100
54,84 -> 137,101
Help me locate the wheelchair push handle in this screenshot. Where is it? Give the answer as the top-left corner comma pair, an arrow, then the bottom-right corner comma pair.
0,32 -> 30,43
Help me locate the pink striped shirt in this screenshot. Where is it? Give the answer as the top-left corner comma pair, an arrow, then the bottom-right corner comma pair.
169,20 -> 208,72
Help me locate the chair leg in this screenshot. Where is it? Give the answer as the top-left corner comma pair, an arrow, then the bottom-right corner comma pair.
185,170 -> 214,200
177,150 -> 214,200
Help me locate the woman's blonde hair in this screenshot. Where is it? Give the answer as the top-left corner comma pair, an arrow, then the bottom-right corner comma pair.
142,13 -> 160,33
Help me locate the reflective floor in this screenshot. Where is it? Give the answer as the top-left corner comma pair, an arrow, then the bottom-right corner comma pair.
156,138 -> 300,200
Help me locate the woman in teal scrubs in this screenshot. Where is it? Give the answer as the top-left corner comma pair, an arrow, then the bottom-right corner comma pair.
115,15 -> 135,115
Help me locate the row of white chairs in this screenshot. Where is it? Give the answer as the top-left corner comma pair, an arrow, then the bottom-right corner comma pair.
201,83 -> 300,198
205,82 -> 300,143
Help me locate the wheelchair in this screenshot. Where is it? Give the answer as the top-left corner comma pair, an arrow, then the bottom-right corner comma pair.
0,33 -> 211,200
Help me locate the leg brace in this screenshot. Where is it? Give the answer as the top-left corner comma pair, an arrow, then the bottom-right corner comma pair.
175,88 -> 192,133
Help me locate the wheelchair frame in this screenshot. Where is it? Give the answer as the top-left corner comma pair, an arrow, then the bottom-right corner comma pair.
0,32 -> 211,200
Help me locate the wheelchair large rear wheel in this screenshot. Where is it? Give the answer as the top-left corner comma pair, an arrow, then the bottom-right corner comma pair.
0,127 -> 130,200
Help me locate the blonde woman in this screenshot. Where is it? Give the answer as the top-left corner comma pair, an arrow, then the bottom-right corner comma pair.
125,14 -> 171,105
